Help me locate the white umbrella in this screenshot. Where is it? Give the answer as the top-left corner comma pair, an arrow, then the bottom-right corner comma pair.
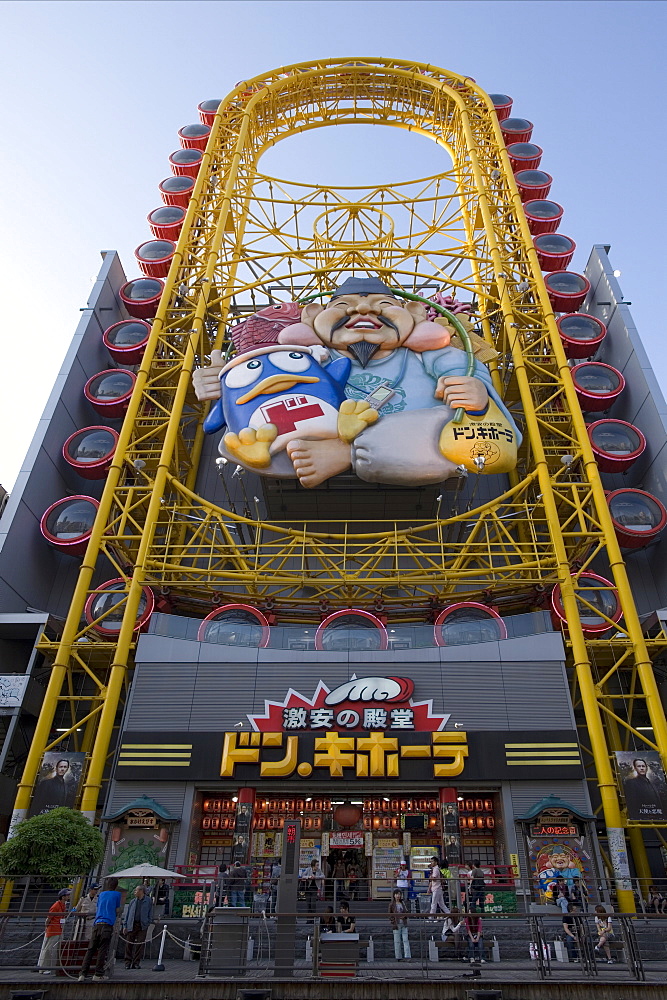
108,862 -> 182,879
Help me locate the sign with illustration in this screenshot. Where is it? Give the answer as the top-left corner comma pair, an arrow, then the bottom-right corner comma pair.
194,277 -> 521,488
615,750 -> 667,822
248,675 -> 448,733
28,751 -> 85,817
0,675 -> 29,713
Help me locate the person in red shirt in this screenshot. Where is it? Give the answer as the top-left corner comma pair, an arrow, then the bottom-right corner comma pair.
37,888 -> 70,974
464,911 -> 484,963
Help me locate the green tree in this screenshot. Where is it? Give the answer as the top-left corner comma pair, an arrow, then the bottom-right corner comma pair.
0,808 -> 104,883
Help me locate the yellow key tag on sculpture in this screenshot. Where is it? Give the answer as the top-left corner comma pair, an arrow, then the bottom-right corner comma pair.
438,398 -> 518,474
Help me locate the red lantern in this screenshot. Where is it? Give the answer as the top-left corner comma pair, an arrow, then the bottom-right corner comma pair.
334,804 -> 362,828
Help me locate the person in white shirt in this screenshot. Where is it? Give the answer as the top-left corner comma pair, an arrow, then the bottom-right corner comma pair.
395,860 -> 410,890
441,905 -> 465,957
428,856 -> 449,917
300,859 -> 324,913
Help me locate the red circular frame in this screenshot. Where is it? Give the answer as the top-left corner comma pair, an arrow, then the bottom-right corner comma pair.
551,572 -> 621,635
198,100 -> 221,126
607,489 -> 667,550
103,320 -> 151,365
588,418 -> 646,473
489,94 -> 513,120
84,578 -> 154,637
534,233 -> 576,272
84,369 -> 136,418
544,271 -> 590,313
148,206 -> 186,240
62,426 -> 119,480
433,602 -> 508,646
119,278 -> 164,319
557,313 -> 606,358
315,609 -> 388,651
159,176 -> 195,208
169,149 -> 203,177
178,124 -> 211,150
135,240 -> 176,279
507,142 -> 543,171
523,199 -> 564,235
570,362 -> 625,412
500,117 -> 534,143
40,495 -> 99,557
197,603 -> 271,647
515,169 -> 552,202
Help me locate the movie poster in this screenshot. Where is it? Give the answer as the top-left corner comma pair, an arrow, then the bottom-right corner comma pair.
616,750 -> 667,822
28,751 -> 85,817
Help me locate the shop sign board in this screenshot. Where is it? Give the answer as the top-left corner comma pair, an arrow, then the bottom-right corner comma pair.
116,728 -> 583,782
248,676 -> 449,733
330,830 -> 364,848
171,886 -> 212,918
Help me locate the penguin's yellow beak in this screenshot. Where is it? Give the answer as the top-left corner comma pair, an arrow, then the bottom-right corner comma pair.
236,374 -> 320,404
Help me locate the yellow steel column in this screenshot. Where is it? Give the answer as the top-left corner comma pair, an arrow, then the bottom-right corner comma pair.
456,95 -> 635,910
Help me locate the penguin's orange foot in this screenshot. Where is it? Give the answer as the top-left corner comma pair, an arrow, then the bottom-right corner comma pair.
223,424 -> 277,468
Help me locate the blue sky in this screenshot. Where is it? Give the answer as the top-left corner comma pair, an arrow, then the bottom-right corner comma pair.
1,0 -> 665,489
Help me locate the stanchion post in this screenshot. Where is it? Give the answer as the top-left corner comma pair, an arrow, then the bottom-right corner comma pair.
152,923 -> 168,972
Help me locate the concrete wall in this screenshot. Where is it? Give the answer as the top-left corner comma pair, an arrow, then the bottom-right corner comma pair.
583,246 -> 667,616
0,252 -> 127,616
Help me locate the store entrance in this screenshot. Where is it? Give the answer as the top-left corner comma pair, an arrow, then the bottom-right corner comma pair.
326,849 -> 367,902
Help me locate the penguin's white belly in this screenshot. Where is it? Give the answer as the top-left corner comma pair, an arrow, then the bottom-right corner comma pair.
249,394 -> 339,451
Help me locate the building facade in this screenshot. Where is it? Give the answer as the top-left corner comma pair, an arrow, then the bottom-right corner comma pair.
1,60 -> 667,912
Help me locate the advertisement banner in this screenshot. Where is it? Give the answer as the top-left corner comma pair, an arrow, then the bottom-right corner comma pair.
615,750 -> 667,822
28,751 -> 85,817
329,830 -> 365,848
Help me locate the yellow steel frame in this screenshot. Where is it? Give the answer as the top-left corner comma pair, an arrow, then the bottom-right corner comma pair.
13,58 -> 667,909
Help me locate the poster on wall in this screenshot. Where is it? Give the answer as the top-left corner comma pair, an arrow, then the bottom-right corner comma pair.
232,799 -> 253,863
0,676 -> 28,713
615,750 -> 667,822
28,751 -> 85,817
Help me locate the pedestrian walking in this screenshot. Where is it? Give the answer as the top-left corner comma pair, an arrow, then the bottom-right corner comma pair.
428,856 -> 449,917
37,888 -> 70,974
78,877 -> 122,982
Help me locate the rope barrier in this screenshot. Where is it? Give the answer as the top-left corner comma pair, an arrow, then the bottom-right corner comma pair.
0,932 -> 43,952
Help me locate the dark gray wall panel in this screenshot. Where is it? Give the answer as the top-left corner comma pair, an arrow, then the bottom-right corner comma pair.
129,632 -> 570,733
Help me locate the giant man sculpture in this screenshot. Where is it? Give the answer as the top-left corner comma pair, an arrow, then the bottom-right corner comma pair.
194,278 -> 521,488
